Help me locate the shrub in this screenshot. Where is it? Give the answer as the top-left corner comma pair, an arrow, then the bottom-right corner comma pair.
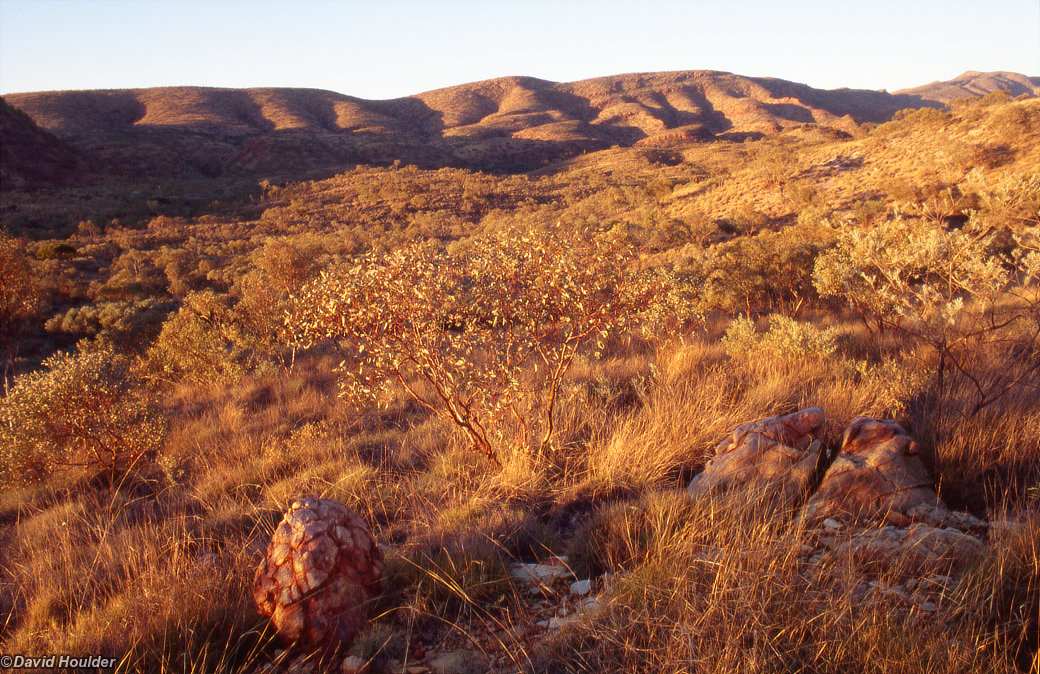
33,241 -> 77,260
288,230 -> 697,464
814,214 -> 1040,418
0,344 -> 168,484
45,299 -> 173,350
722,314 -> 839,360
1,232 -> 41,391
694,229 -> 823,313
145,291 -> 253,385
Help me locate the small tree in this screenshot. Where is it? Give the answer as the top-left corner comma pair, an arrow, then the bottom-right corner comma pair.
0,344 -> 168,484
813,214 -> 1040,417
146,290 -> 251,385
288,231 -> 695,464
0,232 -> 41,395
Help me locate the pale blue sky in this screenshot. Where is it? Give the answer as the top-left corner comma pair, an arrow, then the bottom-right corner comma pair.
1,0 -> 1037,97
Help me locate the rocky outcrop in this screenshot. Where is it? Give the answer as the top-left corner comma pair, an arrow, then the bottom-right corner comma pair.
688,411 -> 989,578
830,523 -> 985,574
253,498 -> 384,650
687,407 -> 826,505
801,417 -> 940,527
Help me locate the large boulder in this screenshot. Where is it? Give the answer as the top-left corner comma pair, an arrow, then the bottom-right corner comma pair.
253,498 -> 384,650
801,417 -> 941,526
687,408 -> 826,504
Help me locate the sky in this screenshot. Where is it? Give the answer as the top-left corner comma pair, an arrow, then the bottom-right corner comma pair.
1,0 -> 1038,98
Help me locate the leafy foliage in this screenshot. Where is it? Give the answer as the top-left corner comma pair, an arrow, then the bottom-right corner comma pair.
722,314 -> 839,360
0,344 -> 168,483
45,299 -> 173,350
146,290 -> 260,385
288,230 -> 697,463
814,215 -> 1040,416
680,227 -> 824,313
0,232 -> 41,390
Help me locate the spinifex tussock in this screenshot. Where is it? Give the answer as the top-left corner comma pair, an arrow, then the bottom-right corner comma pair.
538,486 -> 1026,674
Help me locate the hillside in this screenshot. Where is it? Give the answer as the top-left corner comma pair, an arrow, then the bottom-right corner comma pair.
896,70 -> 1040,104
3,70 -> 955,179
0,97 -> 83,190
1,79 -> 1038,674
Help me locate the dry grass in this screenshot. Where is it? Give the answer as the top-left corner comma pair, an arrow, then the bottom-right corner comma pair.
2,312 -> 1038,672
2,96 -> 1039,671
535,489 -> 1032,673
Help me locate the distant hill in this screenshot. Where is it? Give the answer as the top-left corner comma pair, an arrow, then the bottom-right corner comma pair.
895,71 -> 1040,105
0,96 -> 84,190
3,70 -> 1034,180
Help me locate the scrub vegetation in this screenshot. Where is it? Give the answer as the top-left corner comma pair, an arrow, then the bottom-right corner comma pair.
1,86 -> 1038,672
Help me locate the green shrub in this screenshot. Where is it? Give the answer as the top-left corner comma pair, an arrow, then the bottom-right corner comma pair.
0,344 -> 168,484
145,291 -> 251,385
723,314 -> 839,360
45,299 -> 173,350
34,241 -> 77,260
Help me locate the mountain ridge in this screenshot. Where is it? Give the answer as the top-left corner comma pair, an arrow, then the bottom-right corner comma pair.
894,70 -> 1040,104
3,69 -> 1035,183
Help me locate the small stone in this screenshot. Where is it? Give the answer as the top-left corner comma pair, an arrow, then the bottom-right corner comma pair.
536,620 -> 550,627
921,601 -> 938,612
286,654 -> 316,674
497,624 -> 524,639
548,616 -> 575,629
823,518 -> 842,531
927,575 -> 952,589
341,655 -> 366,674
510,562 -> 572,582
577,597 -> 601,613
429,650 -> 489,674
570,579 -> 593,595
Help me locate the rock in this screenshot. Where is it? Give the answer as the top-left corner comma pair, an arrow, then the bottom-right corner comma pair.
285,654 -> 317,674
833,523 -> 983,574
570,579 -> 592,595
429,650 -> 489,674
510,561 -> 572,583
823,518 -> 842,532
340,655 -> 366,674
548,615 -> 576,629
906,503 -> 988,532
577,596 -> 601,613
801,418 -> 941,526
687,408 -> 826,504
253,498 -> 384,651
